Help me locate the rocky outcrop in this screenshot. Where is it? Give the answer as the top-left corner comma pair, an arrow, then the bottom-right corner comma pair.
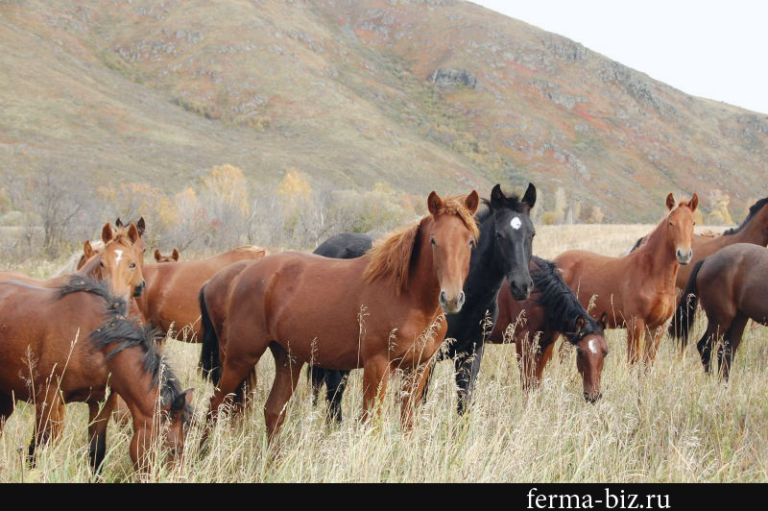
428,68 -> 477,89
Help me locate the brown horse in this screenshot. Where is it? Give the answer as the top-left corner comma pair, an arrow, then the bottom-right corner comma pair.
136,246 -> 268,342
555,193 -> 698,364
490,257 -> 609,401
200,191 -> 480,439
0,276 -> 192,473
674,243 -> 768,380
154,248 -> 180,263
629,197 -> 768,289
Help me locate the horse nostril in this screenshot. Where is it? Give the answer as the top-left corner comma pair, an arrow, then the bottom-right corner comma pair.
439,291 -> 447,306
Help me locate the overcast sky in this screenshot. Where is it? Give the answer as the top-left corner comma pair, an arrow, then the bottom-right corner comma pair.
472,0 -> 768,114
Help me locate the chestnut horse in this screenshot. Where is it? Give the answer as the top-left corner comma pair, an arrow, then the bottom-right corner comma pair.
200,191 -> 480,439
628,197 -> 768,289
674,243 -> 768,380
555,193 -> 698,364
490,257 -> 609,402
135,246 -> 268,342
0,276 -> 192,473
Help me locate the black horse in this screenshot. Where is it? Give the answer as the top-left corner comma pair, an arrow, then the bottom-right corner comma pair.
309,183 -> 537,420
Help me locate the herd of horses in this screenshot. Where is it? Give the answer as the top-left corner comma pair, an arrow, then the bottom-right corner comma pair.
0,183 -> 766,475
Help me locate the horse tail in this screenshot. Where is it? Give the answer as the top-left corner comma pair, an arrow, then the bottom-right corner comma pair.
670,259 -> 706,346
199,285 -> 221,384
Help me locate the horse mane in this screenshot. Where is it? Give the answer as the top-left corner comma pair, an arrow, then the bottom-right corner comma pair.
530,256 -> 602,344
58,276 -> 192,421
364,196 -> 479,294
723,197 -> 768,235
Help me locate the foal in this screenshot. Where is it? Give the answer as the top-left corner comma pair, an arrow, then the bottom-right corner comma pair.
555,193 -> 698,364
201,191 -> 480,439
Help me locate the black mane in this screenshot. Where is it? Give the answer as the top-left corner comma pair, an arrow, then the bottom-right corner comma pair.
58,277 -> 191,421
723,197 -> 768,235
530,256 -> 602,344
477,192 -> 526,222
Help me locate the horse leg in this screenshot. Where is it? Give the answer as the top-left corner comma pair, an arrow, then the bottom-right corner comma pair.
642,326 -> 664,365
696,324 -> 716,373
626,318 -> 645,365
307,366 -> 324,407
87,392 -> 118,474
419,357 -> 438,405
717,314 -> 748,381
534,336 -> 557,383
28,390 -> 64,464
361,357 -> 391,423
400,363 -> 432,431
325,370 -> 350,424
263,343 -> 303,442
454,341 -> 485,415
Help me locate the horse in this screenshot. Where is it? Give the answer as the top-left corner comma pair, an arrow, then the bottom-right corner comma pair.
555,193 -> 698,364
627,197 -> 768,289
673,243 -> 768,380
306,183 -> 538,418
154,248 -> 180,263
135,246 -> 268,343
489,257 -> 609,402
200,191 -> 480,439
0,276 -> 192,473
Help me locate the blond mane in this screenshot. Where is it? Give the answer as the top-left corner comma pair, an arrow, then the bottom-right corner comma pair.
363,195 -> 479,294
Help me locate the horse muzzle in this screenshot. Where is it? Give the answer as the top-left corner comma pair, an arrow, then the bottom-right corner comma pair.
133,281 -> 146,298
440,290 -> 465,315
509,278 -> 533,301
584,391 -> 602,404
676,248 -> 693,265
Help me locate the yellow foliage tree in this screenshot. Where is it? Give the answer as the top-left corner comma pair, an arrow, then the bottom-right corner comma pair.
202,164 -> 250,216
277,168 -> 313,206
706,189 -> 734,226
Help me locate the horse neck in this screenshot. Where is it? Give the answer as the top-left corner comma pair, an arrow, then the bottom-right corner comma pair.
464,213 -> 505,304
636,218 -> 678,290
407,219 -> 442,313
107,350 -> 161,418
731,212 -> 768,245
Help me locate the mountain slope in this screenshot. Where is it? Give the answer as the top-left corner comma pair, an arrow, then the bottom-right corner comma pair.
1,0 -> 765,221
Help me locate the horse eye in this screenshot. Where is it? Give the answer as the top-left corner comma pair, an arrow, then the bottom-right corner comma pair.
129,263 -> 136,269
430,237 -> 436,246
99,261 -> 105,268
469,240 -> 476,248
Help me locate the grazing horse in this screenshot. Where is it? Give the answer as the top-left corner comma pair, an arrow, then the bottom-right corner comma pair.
628,197 -> 768,289
674,243 -> 768,380
154,248 -> 180,263
307,183 -> 537,419
555,193 -> 698,364
135,246 -> 268,342
0,276 -> 192,473
200,191 -> 480,439
489,257 -> 609,402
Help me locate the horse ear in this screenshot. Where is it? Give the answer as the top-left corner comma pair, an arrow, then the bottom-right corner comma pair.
101,223 -> 114,244
154,249 -> 162,262
137,217 -> 146,237
127,223 -> 140,244
171,388 -> 195,412
490,184 -> 505,210
464,190 -> 480,215
575,316 -> 586,331
598,312 -> 608,330
689,193 -> 699,212
172,248 -> 180,261
115,217 -> 123,229
522,183 -> 537,210
83,240 -> 94,259
666,193 -> 676,211
427,191 -> 443,215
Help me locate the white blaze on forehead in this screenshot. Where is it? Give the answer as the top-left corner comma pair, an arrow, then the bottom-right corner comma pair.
510,217 -> 522,230
588,339 -> 599,355
115,249 -> 123,263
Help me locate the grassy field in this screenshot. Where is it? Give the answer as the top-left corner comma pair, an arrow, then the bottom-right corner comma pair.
1,224 -> 766,483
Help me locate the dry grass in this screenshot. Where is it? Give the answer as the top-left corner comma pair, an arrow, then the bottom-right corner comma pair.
0,224 -> 765,482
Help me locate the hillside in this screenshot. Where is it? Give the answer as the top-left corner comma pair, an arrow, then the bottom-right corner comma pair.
1,0 -> 766,221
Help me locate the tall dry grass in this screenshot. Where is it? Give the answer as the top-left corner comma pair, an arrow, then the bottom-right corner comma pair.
0,224 -> 764,483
